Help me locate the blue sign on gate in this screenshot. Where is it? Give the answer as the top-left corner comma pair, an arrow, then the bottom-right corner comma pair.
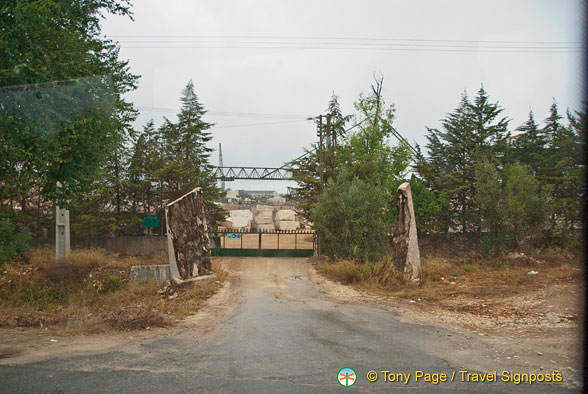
228,233 -> 241,239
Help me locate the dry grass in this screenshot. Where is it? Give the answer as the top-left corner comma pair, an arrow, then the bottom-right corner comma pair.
315,247 -> 583,304
0,247 -> 226,334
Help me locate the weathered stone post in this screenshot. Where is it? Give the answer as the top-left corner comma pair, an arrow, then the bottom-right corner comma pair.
391,182 -> 421,280
165,187 -> 212,284
55,205 -> 70,262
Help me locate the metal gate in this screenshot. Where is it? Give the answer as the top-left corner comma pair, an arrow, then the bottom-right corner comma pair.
209,229 -> 316,257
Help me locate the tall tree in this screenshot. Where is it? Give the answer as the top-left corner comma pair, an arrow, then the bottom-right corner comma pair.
513,111 -> 547,176
0,0 -> 138,207
290,93 -> 350,220
158,81 -> 224,224
309,76 -> 411,261
417,92 -> 476,233
0,0 -> 138,250
476,160 -> 546,251
469,85 -> 510,163
540,101 -> 581,236
416,87 -> 510,233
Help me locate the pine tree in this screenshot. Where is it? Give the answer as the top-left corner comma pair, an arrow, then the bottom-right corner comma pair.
322,93 -> 352,182
541,100 -> 566,183
290,93 -> 350,220
540,100 -> 580,236
289,145 -> 322,221
468,85 -> 510,163
177,80 -> 214,182
513,111 -> 547,176
417,87 -> 510,233
419,92 -> 476,233
127,120 -> 159,214
566,106 -> 586,232
157,80 -> 224,225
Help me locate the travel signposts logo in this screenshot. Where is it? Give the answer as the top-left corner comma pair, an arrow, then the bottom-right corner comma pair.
338,367 -> 357,387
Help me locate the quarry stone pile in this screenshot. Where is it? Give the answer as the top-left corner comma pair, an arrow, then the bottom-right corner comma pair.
254,205 -> 275,231
165,187 -> 212,283
221,206 -> 302,232
223,209 -> 253,229
276,209 -> 296,221
275,209 -> 300,231
391,182 -> 421,280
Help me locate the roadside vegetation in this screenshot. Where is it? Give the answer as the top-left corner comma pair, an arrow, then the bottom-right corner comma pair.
0,0 -> 583,332
0,248 -> 226,333
1,0 -> 225,267
292,77 -> 583,320
315,237 -> 583,324
316,241 -> 582,301
291,76 -> 584,265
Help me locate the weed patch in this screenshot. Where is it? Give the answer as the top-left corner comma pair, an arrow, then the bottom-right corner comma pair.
315,247 -> 583,305
0,247 -> 225,333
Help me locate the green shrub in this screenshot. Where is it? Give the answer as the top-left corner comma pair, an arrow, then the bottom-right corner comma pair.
91,275 -> 124,293
0,218 -> 31,267
103,275 -> 123,293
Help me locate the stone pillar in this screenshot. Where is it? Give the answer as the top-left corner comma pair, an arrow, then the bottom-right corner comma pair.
392,182 -> 421,280
55,205 -> 70,262
165,187 -> 212,283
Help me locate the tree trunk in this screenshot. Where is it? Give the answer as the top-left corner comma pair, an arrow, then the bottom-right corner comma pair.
166,187 -> 212,281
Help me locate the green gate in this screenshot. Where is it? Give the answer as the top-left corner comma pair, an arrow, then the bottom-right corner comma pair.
209,229 -> 316,257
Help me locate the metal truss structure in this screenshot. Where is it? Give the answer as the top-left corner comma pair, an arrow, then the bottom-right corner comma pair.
213,166 -> 293,181
213,116 -> 417,184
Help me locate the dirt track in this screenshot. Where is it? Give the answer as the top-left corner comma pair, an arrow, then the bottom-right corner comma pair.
0,257 -> 581,392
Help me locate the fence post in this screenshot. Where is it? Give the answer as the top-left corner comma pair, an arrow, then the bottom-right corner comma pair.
295,233 -> 297,250
277,232 -> 280,249
258,232 -> 262,249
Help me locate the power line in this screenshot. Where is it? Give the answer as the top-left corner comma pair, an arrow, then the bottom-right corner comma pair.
210,111 -> 307,119
136,106 -> 308,119
109,34 -> 582,45
120,45 -> 580,54
213,119 -> 308,129
277,117 -> 370,169
110,35 -> 582,53
117,40 -> 581,50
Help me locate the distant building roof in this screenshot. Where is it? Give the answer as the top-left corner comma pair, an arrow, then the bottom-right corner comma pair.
240,190 -> 278,197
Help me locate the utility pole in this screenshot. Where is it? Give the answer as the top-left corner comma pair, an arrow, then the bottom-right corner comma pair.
317,114 -> 324,192
218,143 -> 225,192
325,114 -> 331,149
316,114 -> 327,257
368,73 -> 383,154
330,114 -> 337,150
325,114 -> 334,180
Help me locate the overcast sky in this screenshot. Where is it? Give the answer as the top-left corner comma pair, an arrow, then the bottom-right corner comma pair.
101,0 -> 585,193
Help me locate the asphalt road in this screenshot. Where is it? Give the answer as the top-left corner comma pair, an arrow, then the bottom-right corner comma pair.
0,258 -> 578,393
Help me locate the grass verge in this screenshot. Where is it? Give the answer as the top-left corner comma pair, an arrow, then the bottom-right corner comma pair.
0,247 -> 227,334
314,247 -> 583,307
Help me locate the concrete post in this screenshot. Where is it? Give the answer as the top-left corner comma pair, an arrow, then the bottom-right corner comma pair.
55,205 -> 70,261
